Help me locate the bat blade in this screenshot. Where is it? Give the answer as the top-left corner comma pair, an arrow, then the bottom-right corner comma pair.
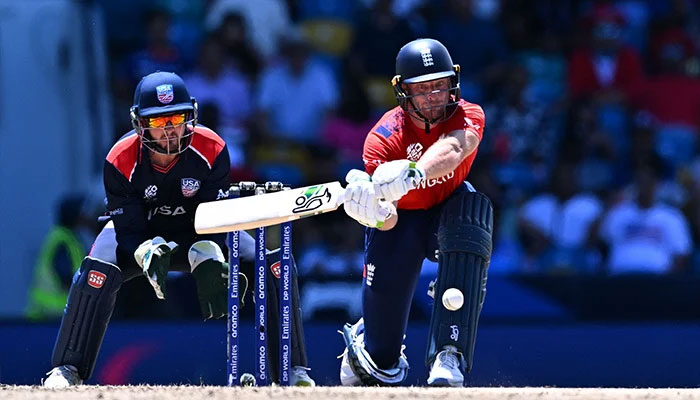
195,181 -> 345,234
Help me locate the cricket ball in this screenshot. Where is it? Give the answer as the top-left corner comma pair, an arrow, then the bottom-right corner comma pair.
442,288 -> 464,311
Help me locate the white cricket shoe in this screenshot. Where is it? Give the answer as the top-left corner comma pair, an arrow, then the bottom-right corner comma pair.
427,346 -> 464,387
290,366 -> 315,386
340,349 -> 362,386
43,365 -> 82,388
339,318 -> 409,386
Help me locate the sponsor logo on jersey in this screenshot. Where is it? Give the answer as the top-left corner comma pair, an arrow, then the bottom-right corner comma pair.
406,143 -> 423,161
416,171 -> 455,189
147,205 -> 187,219
144,185 -> 158,201
87,270 -> 107,288
270,261 -> 281,279
365,263 -> 376,287
156,84 -> 174,104
420,47 -> 434,67
216,189 -> 229,200
181,178 -> 201,198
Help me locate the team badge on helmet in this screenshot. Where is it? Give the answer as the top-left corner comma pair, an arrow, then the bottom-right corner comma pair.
156,84 -> 174,104
181,178 -> 201,198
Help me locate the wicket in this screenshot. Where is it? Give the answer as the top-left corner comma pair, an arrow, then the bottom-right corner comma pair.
226,181 -> 293,386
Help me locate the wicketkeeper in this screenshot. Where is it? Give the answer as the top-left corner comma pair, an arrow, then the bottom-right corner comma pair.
43,71 -> 314,387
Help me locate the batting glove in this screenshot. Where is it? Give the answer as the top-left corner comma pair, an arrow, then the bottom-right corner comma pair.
342,170 -> 396,228
371,160 -> 426,202
134,236 -> 178,300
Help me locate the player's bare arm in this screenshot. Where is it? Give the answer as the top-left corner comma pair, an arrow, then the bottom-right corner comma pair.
416,128 -> 480,179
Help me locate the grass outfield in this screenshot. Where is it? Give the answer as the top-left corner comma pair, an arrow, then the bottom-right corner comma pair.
2,386 -> 700,400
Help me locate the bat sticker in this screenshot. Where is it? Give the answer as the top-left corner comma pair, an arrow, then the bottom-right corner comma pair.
292,185 -> 332,213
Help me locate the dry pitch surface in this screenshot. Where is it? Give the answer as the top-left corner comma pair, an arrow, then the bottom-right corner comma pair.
2,385 -> 700,400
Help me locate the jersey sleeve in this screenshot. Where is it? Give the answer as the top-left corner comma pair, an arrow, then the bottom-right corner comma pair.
195,143 -> 231,244
196,143 -> 231,203
104,160 -> 147,256
445,102 -> 485,140
363,131 -> 404,175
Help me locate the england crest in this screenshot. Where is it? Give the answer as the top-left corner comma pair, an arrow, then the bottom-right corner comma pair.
156,84 -> 174,104
181,178 -> 200,198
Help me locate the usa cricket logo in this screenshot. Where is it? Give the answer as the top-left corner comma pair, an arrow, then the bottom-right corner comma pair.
156,84 -> 174,104
181,178 -> 201,198
292,185 -> 332,214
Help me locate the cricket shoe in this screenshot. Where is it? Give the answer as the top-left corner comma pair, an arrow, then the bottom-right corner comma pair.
427,345 -> 464,387
43,365 -> 82,388
339,318 -> 409,386
290,366 -> 315,386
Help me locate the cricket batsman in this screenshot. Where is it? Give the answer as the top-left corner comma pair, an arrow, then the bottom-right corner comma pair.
43,71 -> 314,387
339,38 -> 493,387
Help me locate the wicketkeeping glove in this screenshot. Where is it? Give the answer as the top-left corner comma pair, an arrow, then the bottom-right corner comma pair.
371,159 -> 426,202
342,169 -> 396,228
191,259 -> 231,320
188,240 -> 248,320
134,237 -> 178,300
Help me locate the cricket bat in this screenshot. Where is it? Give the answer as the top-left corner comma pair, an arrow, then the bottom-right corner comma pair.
195,181 -> 347,234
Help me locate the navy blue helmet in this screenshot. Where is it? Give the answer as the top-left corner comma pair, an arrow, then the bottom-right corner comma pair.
130,71 -> 198,155
392,39 -> 461,127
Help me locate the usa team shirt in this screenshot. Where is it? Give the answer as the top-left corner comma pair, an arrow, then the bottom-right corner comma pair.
363,99 -> 485,210
104,125 -> 230,255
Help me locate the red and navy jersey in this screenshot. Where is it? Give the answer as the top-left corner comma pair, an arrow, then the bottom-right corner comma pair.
362,99 -> 485,210
104,125 -> 230,255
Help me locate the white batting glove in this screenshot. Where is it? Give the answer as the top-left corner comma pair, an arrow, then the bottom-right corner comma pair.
342,170 -> 396,228
371,160 -> 426,202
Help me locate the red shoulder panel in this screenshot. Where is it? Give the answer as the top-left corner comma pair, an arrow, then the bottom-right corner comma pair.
106,133 -> 140,181
189,126 -> 225,169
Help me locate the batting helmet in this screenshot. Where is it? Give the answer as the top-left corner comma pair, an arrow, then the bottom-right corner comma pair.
392,38 -> 461,128
130,71 -> 198,155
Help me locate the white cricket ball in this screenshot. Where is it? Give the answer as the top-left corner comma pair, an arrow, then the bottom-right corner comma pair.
240,373 -> 257,386
442,288 -> 464,311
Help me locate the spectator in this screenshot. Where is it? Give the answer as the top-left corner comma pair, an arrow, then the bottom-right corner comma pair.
568,4 -> 644,101
598,165 -> 692,275
350,0 -> 416,110
183,35 -> 253,168
122,8 -> 184,86
214,12 -> 262,79
26,195 -> 92,320
321,64 -> 375,176
205,0 -> 291,60
518,163 -> 604,273
482,64 -> 562,191
256,31 -> 338,145
430,0 -> 509,102
630,25 -> 700,170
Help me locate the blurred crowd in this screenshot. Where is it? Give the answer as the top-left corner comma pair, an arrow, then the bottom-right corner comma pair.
39,0 -> 700,319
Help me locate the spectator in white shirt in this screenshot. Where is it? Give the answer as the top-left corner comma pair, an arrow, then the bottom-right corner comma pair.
599,165 -> 692,274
